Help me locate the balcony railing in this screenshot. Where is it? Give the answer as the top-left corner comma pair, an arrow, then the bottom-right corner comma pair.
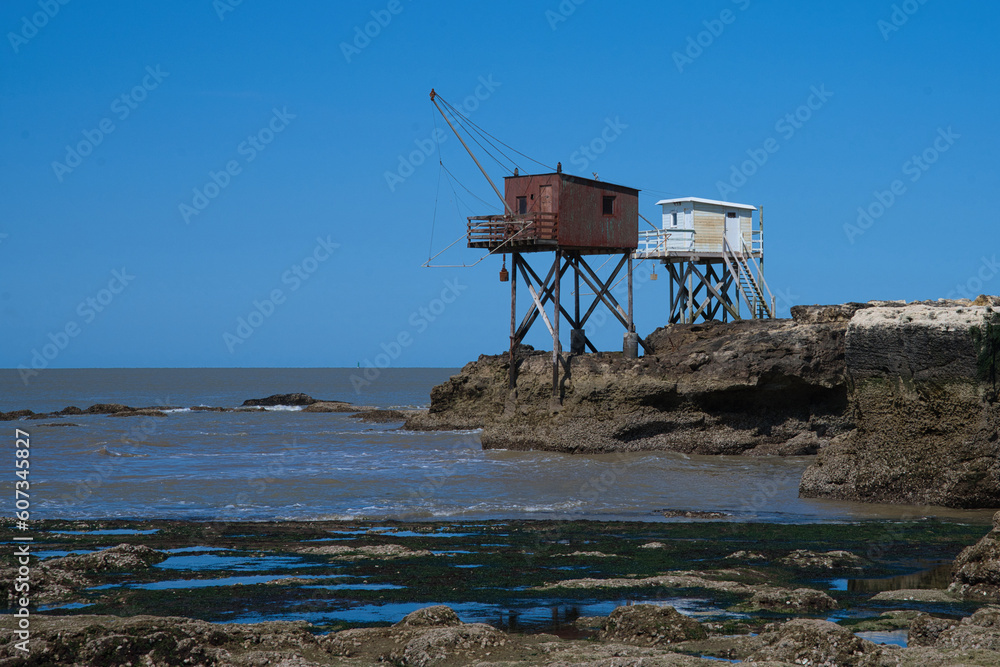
467,212 -> 558,246
637,228 -> 695,255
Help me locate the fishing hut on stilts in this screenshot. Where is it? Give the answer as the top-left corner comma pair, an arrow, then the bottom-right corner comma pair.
426,90 -> 644,406
636,198 -> 775,323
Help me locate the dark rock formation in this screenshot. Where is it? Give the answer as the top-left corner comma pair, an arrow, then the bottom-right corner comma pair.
949,511 -> 1000,600
351,409 -> 409,423
910,607 -> 1000,655
801,303 -> 1000,507
596,604 -> 707,645
2,544 -> 166,607
0,410 -> 34,421
745,618 -> 885,666
396,605 -> 462,628
406,305 -> 857,454
405,298 -> 1000,506
47,543 -> 167,572
909,613 -> 960,646
302,400 -> 360,413
110,408 -> 168,418
777,549 -> 864,570
85,403 -> 136,414
0,614 -> 322,667
745,586 -> 838,612
242,393 -> 318,406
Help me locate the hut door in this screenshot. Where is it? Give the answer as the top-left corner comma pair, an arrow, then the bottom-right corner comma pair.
539,185 -> 553,213
725,211 -> 742,252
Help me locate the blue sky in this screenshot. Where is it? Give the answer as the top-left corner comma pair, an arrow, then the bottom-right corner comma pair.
2,0 -> 998,372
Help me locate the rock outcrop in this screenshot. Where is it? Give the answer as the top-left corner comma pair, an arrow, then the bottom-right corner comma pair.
408,298 -> 1000,507
406,304 -> 860,454
596,604 -> 708,645
949,511 -> 1000,600
242,393 -> 318,406
744,618 -> 886,666
801,302 -> 1000,507
1,544 -> 167,606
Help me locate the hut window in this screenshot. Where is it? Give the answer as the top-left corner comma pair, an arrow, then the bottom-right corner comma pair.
602,196 -> 615,215
517,196 -> 527,215
727,211 -> 737,218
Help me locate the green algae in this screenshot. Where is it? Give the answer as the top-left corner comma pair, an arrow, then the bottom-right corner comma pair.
5,517 -> 992,633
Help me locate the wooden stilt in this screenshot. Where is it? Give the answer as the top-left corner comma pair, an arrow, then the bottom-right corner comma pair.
552,250 -> 561,403
627,253 -> 634,333
509,252 -> 518,390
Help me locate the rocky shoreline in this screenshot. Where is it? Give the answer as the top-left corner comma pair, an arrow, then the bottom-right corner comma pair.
7,516 -> 1000,666
404,298 -> 1000,508
0,392 -> 407,424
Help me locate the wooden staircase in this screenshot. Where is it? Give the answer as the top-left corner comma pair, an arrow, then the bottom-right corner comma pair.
724,237 -> 775,319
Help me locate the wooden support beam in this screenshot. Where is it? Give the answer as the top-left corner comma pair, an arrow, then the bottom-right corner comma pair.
509,253 -> 518,390
552,250 -> 561,402
688,262 -> 740,322
627,253 -> 634,333
577,255 -> 629,327
513,256 -> 570,342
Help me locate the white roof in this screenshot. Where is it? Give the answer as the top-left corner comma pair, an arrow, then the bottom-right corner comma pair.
655,197 -> 757,211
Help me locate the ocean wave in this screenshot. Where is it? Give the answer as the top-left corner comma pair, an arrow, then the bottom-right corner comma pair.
392,428 -> 484,437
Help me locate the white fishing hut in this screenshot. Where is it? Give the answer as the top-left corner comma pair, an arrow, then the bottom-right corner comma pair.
636,197 -> 774,323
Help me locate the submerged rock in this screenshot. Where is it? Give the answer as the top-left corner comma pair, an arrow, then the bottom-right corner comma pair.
303,400 -> 361,413
110,408 -> 168,418
351,409 -> 409,422
298,543 -> 432,559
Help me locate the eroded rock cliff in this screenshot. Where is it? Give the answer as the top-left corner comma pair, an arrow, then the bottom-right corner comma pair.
409,297 -> 1000,507
800,302 -> 1000,507
406,304 -> 864,455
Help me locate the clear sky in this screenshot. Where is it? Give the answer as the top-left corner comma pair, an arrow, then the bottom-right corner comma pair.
2,0 -> 998,372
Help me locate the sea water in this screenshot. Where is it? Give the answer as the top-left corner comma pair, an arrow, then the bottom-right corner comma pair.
3,368 -> 994,524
